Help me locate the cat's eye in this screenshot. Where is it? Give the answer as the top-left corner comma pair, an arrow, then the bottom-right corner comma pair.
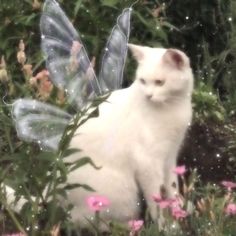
154,79 -> 165,86
140,78 -> 146,85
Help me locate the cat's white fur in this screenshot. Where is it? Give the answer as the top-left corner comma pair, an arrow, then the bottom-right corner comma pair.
66,44 -> 194,226
4,45 -> 193,227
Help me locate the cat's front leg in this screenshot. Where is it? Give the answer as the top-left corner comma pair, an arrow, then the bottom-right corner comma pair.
135,158 -> 165,222
164,154 -> 179,199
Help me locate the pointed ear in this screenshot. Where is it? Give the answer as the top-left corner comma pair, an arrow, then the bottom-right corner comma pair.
128,44 -> 145,62
163,49 -> 189,69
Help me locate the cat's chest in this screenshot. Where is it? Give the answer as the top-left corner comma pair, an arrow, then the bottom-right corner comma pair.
124,105 -> 190,149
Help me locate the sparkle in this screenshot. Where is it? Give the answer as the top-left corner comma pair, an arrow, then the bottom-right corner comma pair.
171,223 -> 176,229
228,17 -> 232,22
185,16 -> 189,20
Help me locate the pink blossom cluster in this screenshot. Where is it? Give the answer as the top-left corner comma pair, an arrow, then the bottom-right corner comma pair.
221,181 -> 236,191
173,165 -> 187,176
128,220 -> 144,236
86,195 -> 110,212
152,194 -> 188,219
225,203 -> 236,215
221,180 -> 236,215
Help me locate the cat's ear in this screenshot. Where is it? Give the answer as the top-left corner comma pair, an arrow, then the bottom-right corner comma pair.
163,49 -> 190,69
128,44 -> 145,62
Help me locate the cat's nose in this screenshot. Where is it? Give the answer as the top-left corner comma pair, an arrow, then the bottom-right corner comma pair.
146,94 -> 153,100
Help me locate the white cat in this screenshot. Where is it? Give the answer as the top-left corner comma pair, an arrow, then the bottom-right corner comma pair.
66,44 -> 194,227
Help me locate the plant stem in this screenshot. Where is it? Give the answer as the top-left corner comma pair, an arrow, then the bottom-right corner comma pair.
4,126 -> 14,154
0,197 -> 27,235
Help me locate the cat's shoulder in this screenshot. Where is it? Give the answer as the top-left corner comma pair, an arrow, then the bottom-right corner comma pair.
99,88 -> 130,110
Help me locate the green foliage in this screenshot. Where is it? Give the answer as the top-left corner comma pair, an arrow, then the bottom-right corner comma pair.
0,101 -> 106,235
64,171 -> 236,236
193,82 -> 225,123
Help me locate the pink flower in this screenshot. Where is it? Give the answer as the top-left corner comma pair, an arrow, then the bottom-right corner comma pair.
35,69 -> 50,80
171,205 -> 188,219
128,220 -> 144,235
152,194 -> 180,209
152,194 -> 162,202
225,203 -> 236,215
221,181 -> 236,191
158,199 -> 172,209
173,165 -> 186,175
86,195 -> 110,212
153,194 -> 187,220
153,195 -> 172,209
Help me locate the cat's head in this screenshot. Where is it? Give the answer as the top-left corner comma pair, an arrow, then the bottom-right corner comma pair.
128,44 -> 193,104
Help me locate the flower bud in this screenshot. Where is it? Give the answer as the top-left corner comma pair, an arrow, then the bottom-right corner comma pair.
32,0 -> 41,10
19,39 -> 25,51
0,69 -> 8,82
23,64 -> 33,77
57,89 -> 66,105
17,51 -> 26,65
0,56 -> 9,82
29,77 -> 37,87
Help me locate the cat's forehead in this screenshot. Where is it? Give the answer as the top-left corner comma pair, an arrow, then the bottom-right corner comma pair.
137,48 -> 171,79
145,48 -> 167,61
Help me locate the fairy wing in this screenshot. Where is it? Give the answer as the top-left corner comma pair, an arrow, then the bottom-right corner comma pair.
12,1 -> 132,151
99,8 -> 132,92
12,99 -> 72,151
41,0 -> 132,102
40,0 -> 102,110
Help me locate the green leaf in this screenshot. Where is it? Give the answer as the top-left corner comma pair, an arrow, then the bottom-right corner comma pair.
213,111 -> 225,122
101,0 -> 119,7
63,183 -> 95,192
73,0 -> 83,17
54,188 -> 67,199
69,157 -> 101,172
161,21 -> 180,32
63,148 -> 81,158
57,161 -> 68,178
35,152 -> 55,162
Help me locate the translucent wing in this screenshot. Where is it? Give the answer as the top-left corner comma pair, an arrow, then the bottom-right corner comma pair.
12,99 -> 72,151
99,8 -> 132,92
40,0 -> 102,110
